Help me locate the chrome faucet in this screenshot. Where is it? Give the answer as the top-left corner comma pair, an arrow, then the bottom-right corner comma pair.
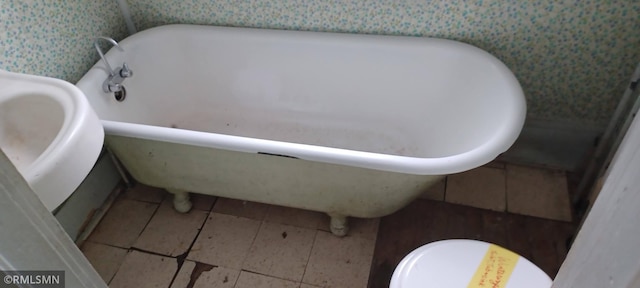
94,37 -> 133,93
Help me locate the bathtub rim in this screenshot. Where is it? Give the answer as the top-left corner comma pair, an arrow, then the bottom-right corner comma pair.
85,24 -> 527,175
101,105 -> 525,176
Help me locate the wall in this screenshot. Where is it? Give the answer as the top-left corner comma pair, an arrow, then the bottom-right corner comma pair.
0,0 -> 128,83
126,0 -> 640,127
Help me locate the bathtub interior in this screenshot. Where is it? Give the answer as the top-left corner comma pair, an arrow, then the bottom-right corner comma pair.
79,25 -> 524,160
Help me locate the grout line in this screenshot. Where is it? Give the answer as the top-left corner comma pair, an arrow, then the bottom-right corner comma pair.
300,228 -> 320,286
229,265 -> 241,288
126,197 -> 166,205
83,187 -> 160,286
238,269 -> 301,285
364,222 -> 381,288
89,195 -> 163,253
166,196 -> 219,287
128,246 -> 175,258
83,240 -> 130,251
132,199 -> 162,246
237,213 -> 265,272
83,240 -> 129,285
205,195 -> 218,213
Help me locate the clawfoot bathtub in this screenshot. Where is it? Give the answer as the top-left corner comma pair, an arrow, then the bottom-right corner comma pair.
77,24 -> 525,236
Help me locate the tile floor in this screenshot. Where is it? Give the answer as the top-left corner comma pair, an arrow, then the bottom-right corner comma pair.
81,163 -> 576,288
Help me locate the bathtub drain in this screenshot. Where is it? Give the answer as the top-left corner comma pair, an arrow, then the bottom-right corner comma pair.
114,86 -> 126,102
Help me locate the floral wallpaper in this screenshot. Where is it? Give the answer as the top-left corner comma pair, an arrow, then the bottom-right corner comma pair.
126,0 -> 640,126
1,0 -> 637,125
0,0 -> 128,83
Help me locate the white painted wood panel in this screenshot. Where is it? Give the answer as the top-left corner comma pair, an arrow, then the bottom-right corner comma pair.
0,149 -> 107,287
553,112 -> 640,287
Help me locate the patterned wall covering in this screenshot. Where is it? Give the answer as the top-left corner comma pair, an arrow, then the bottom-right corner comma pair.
126,0 -> 640,126
0,0 -> 127,83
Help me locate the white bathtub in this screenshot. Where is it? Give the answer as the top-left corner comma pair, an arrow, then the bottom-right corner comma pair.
77,24 -> 525,235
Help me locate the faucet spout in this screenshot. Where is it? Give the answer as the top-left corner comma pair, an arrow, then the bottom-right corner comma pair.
93,36 -> 132,93
94,37 -> 124,76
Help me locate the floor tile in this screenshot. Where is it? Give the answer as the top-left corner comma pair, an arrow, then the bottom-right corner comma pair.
191,193 -> 217,211
134,198 -> 208,256
506,165 -> 572,221
526,217 -> 562,277
505,214 -> 534,261
83,165 -> 576,288
109,250 -> 177,288
80,242 -> 127,284
264,205 -> 325,229
480,211 -> 508,247
171,260 -> 239,288
212,198 -> 270,220
303,231 -> 375,288
446,167 -> 506,211
243,222 -> 316,282
124,184 -> 166,203
348,217 -> 380,241
234,271 -> 299,288
88,198 -> 158,248
187,213 -> 261,269
419,177 -> 446,201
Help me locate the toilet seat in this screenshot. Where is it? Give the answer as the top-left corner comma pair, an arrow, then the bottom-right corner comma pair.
390,239 -> 552,288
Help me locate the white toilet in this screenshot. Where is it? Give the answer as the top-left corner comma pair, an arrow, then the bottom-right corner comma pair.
390,239 -> 552,288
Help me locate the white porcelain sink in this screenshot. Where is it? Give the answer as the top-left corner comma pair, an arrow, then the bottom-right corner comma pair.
0,70 -> 104,211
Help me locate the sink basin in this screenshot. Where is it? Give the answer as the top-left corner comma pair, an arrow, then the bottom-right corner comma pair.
0,70 -> 104,211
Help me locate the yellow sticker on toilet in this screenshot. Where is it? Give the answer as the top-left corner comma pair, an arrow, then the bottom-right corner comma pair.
467,244 -> 519,288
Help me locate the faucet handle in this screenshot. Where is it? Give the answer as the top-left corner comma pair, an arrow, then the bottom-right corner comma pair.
119,63 -> 133,78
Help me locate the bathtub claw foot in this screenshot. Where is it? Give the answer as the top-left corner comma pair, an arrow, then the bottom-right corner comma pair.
328,214 -> 349,237
167,189 -> 192,213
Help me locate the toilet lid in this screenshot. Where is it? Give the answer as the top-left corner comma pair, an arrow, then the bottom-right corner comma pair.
390,239 -> 552,288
